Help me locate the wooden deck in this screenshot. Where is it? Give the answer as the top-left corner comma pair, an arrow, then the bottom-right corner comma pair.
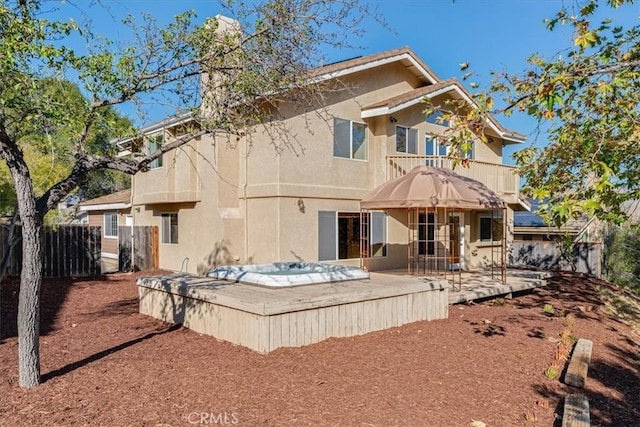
137,273 -> 449,353
447,269 -> 550,304
136,269 -> 547,353
367,268 -> 548,304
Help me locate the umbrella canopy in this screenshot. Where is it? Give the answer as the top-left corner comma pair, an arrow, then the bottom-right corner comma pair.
360,165 -> 505,210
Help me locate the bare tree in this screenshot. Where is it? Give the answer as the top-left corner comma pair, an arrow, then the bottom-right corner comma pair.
0,0 -> 381,388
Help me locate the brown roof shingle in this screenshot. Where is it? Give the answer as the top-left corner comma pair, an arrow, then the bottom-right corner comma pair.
309,47 -> 440,84
362,79 -> 457,111
361,78 -> 525,142
80,189 -> 131,207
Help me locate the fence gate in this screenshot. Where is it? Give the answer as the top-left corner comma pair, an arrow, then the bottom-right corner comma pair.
118,225 -> 159,272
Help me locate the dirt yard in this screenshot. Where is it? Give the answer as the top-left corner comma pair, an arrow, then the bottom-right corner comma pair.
1,271 -> 639,426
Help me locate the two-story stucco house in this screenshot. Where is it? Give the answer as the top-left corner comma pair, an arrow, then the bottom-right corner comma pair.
127,47 -> 527,275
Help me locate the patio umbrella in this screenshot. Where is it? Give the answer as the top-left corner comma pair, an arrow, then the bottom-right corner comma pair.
360,165 -> 505,210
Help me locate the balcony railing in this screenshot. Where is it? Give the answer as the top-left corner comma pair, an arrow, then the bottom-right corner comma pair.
386,155 -> 519,196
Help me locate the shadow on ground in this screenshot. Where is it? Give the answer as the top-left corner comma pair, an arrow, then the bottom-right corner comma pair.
526,273 -> 640,426
0,276 -> 108,341
42,324 -> 181,383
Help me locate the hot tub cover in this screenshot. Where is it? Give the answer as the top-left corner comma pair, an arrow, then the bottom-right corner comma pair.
360,165 -> 505,210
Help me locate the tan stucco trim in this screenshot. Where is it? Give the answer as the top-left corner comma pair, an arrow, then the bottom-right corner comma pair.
244,183 -> 368,200
133,190 -> 201,205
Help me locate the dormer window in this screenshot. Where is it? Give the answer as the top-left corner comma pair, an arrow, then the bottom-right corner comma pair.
396,126 -> 418,154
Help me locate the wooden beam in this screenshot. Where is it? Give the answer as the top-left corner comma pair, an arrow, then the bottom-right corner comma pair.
562,394 -> 590,427
565,339 -> 593,388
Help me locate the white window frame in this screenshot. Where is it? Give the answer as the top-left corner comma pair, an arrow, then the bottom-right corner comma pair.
464,141 -> 475,160
425,135 -> 449,157
161,213 -> 179,244
103,212 -> 118,239
478,213 -> 503,243
395,125 -> 418,154
318,210 -> 387,261
333,118 -> 368,161
147,133 -> 164,169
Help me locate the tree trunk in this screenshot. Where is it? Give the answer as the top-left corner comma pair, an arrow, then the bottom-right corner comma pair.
14,174 -> 42,388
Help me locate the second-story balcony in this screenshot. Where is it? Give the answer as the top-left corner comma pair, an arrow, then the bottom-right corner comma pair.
386,155 -> 522,205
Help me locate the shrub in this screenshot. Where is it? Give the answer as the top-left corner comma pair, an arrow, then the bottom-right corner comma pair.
604,224 -> 640,293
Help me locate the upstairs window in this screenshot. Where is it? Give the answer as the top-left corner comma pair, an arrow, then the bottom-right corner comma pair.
464,141 -> 475,160
333,118 -> 368,160
396,126 -> 418,154
147,134 -> 164,169
426,136 -> 448,156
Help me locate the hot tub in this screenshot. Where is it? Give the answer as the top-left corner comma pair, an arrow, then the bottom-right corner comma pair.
207,262 -> 370,287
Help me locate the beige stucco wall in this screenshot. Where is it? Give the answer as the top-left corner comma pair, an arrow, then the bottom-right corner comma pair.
132,58 -> 517,273
465,207 -> 514,269
87,209 -> 130,257
132,131 -> 246,274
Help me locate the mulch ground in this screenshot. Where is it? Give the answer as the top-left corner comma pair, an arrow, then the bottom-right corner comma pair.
1,271 -> 639,426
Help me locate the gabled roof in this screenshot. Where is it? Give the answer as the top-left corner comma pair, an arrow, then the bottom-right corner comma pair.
79,189 -> 131,211
361,78 -> 526,144
362,79 -> 458,114
114,112 -> 194,153
309,47 -> 440,86
114,47 -> 441,147
113,47 -> 524,145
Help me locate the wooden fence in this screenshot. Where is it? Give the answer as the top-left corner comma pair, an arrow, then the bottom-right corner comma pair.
509,241 -> 601,277
118,225 -> 159,272
0,225 -> 101,278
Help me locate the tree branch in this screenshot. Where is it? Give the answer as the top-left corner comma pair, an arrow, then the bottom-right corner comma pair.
35,128 -> 208,214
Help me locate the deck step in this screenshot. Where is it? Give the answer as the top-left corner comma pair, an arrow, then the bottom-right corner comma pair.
562,394 -> 590,427
565,339 -> 593,388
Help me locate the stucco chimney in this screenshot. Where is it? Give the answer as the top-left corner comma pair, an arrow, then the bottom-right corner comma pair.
200,15 -> 242,121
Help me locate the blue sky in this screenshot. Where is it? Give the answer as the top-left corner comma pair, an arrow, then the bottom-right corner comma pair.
57,0 -> 640,164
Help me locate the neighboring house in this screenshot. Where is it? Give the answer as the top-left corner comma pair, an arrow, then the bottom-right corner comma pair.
511,203 -> 603,276
54,194 -> 81,223
126,46 -> 528,274
621,199 -> 640,224
79,189 -> 132,261
514,211 -> 586,242
513,202 -> 600,243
